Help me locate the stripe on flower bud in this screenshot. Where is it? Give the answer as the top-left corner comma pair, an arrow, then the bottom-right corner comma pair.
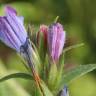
48,23 -> 66,62
0,6 -> 27,52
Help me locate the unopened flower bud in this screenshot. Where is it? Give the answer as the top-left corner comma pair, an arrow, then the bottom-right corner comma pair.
59,86 -> 69,96
48,23 -> 66,62
37,24 -> 48,46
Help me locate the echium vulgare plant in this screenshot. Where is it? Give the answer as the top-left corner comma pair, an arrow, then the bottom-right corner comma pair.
0,6 -> 96,96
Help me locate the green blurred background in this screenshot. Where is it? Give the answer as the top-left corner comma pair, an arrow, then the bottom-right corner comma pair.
0,0 -> 96,96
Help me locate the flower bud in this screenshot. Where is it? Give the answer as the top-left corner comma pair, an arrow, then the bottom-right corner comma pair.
59,86 -> 69,96
37,24 -> 48,46
37,25 -> 48,60
48,23 -> 66,62
0,6 -> 27,52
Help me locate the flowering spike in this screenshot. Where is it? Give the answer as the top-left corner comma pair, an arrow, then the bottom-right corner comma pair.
0,6 -> 27,52
48,23 -> 66,62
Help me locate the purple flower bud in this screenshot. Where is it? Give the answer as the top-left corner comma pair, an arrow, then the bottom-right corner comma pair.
0,6 -> 27,52
48,23 -> 66,62
60,86 -> 69,96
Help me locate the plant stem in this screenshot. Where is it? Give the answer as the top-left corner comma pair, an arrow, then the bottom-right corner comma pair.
25,46 -> 45,96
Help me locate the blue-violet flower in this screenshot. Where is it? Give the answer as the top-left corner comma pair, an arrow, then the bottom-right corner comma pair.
0,6 -> 27,52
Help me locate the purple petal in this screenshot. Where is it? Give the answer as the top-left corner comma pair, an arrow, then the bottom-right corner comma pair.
0,17 -> 21,51
5,6 -> 17,15
58,31 -> 66,57
5,7 -> 27,44
48,23 -> 66,61
0,17 -> 14,48
54,31 -> 66,60
0,6 -> 28,52
18,16 -> 24,24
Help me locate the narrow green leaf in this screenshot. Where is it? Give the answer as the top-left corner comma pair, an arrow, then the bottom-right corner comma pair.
58,52 -> 65,69
59,64 -> 96,91
42,54 -> 50,81
48,64 -> 57,90
0,62 -> 31,96
0,73 -> 33,82
31,41 -> 42,73
38,31 -> 47,62
34,86 -> 43,96
53,54 -> 65,94
63,43 -> 84,53
40,80 -> 54,96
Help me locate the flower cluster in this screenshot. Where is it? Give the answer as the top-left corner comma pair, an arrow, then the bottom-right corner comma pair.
0,6 -> 68,96
0,6 -> 66,62
38,23 -> 66,62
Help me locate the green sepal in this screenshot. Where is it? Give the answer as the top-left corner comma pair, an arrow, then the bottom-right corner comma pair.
48,63 -> 57,91
31,42 -> 42,74
52,53 -> 65,95
38,31 -> 47,62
